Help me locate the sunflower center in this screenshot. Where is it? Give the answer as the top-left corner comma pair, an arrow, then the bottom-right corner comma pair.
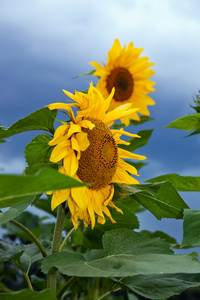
106,67 -> 134,102
77,118 -> 118,190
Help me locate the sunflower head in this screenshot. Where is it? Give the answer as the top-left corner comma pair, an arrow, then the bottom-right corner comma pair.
47,84 -> 146,229
90,39 -> 156,125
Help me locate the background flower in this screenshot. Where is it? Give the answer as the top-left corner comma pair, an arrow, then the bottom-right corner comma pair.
90,39 -> 156,125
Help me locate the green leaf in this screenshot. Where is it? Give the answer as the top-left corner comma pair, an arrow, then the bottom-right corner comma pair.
119,129 -> 153,152
146,173 -> 200,191
181,209 -> 200,247
0,138 -> 5,143
0,289 -> 57,300
114,182 -> 189,220
102,229 -> 173,256
24,134 -> 57,175
0,240 -> 24,262
165,113 -> 200,131
140,230 -> 178,246
0,168 -> 86,208
0,196 -> 35,225
42,229 -> 200,278
0,107 -> 57,138
117,273 -> 200,300
73,69 -> 95,78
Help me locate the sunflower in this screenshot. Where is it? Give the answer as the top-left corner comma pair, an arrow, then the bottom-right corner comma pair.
90,39 -> 156,125
47,84 -> 146,229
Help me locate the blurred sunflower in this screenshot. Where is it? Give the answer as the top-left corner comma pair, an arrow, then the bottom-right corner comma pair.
48,84 -> 146,229
90,39 -> 156,125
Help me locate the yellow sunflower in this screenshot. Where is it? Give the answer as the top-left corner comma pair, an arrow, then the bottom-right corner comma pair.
90,39 -> 156,125
47,84 -> 146,229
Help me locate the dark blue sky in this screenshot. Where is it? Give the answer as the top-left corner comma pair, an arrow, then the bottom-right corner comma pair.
1,0 -> 200,244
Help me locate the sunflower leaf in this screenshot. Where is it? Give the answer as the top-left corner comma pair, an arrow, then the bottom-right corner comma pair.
146,173 -> 200,191
0,289 -> 58,300
0,196 -> 35,225
0,107 -> 57,139
42,229 -> 200,279
114,182 -> 188,220
0,168 -> 86,209
181,209 -> 200,248
119,129 -> 153,152
115,273 -> 200,300
24,134 -> 57,175
165,113 -> 200,131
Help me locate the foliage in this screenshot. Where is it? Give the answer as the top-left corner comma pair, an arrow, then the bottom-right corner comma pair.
1,75 -> 200,300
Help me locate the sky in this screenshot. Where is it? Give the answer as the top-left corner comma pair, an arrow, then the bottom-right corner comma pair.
0,0 -> 200,244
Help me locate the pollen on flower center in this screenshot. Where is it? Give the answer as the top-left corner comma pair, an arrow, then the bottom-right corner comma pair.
77,118 -> 118,190
106,67 -> 134,102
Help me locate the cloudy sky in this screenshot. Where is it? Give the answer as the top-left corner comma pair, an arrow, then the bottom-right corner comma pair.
1,0 -> 200,243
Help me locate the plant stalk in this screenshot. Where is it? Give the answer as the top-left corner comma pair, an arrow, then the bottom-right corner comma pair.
47,202 -> 66,294
10,219 -> 47,257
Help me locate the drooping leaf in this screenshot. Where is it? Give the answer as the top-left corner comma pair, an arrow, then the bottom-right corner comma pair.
0,289 -> 57,300
116,273 -> 200,300
165,113 -> 200,131
0,196 -> 35,225
114,182 -> 188,220
24,134 -> 57,175
146,173 -> 200,191
0,107 -> 57,139
119,129 -> 153,152
0,168 -> 86,208
0,138 -> 5,143
181,209 -> 200,248
42,229 -> 200,278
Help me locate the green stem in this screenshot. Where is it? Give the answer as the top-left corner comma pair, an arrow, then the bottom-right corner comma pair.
15,261 -> 33,291
59,227 -> 75,252
10,219 -> 47,257
97,287 -> 121,300
93,277 -> 100,300
47,202 -> 66,294
57,276 -> 77,300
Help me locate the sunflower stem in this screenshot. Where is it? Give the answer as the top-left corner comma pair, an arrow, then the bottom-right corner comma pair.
57,276 -> 77,300
47,202 -> 66,295
93,277 -> 100,300
59,227 -> 75,252
9,219 -> 47,257
97,287 -> 121,300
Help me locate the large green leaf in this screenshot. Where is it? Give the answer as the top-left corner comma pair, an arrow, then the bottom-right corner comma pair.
116,273 -> 200,300
0,289 -> 57,300
114,182 -> 189,220
119,129 -> 153,152
165,113 -> 200,131
0,168 -> 86,208
24,134 -> 57,175
42,229 -> 200,278
0,196 -> 35,225
181,209 -> 200,247
0,107 -> 57,138
146,173 -> 200,191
